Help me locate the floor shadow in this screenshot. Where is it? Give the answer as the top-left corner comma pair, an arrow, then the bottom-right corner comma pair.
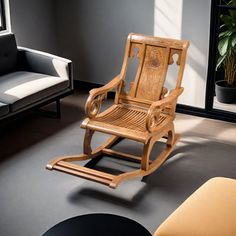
68,137 -> 236,209
0,94 -> 85,162
68,182 -> 151,211
144,139 -> 236,197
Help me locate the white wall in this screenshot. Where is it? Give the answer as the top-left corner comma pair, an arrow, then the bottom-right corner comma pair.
155,0 -> 211,108
9,0 -> 58,54
0,0 -> 11,33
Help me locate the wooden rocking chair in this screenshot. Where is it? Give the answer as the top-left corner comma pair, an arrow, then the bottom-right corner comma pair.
46,33 -> 189,189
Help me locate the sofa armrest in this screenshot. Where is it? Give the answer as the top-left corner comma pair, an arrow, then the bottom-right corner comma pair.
17,46 -> 73,89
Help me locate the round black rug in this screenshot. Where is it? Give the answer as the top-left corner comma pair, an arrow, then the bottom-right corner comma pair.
43,213 -> 152,236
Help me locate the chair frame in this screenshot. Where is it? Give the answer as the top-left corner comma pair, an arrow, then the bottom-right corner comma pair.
47,33 -> 189,189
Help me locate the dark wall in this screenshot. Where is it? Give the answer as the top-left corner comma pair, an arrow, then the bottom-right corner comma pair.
9,0 -> 154,83
10,0 -> 58,54
56,0 -> 154,82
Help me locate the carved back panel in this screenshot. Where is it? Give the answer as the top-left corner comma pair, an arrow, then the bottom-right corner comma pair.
118,34 -> 189,106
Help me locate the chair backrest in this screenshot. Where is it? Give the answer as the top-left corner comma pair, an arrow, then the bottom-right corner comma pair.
117,33 -> 189,107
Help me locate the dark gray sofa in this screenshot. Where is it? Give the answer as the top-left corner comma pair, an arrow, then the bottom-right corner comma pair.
0,33 -> 73,120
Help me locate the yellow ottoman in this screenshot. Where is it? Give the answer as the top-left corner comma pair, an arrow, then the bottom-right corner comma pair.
154,177 -> 236,236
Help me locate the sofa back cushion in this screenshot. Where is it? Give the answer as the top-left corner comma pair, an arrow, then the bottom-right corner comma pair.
0,34 -> 17,75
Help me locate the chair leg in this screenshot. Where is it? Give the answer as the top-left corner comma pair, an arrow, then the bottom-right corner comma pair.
167,124 -> 175,147
141,123 -> 176,171
141,139 -> 154,171
83,129 -> 94,155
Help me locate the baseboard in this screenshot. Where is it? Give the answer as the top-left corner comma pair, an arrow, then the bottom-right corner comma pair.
74,80 -> 236,123
74,80 -> 115,99
74,80 -> 102,90
177,104 -> 236,123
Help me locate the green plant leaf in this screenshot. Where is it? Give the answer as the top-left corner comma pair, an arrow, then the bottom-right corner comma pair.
228,0 -> 236,25
219,30 -> 232,38
229,0 -> 236,7
216,54 -> 226,71
217,5 -> 236,75
218,37 -> 229,56
220,23 -> 226,29
221,15 -> 236,31
231,34 -> 236,47
221,15 -> 233,25
229,10 -> 236,19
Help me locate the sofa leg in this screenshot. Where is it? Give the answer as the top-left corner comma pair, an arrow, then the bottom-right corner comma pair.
36,99 -> 61,119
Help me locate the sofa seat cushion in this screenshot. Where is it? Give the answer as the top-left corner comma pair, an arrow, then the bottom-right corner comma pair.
0,71 -> 69,112
0,102 -> 9,117
154,177 -> 236,236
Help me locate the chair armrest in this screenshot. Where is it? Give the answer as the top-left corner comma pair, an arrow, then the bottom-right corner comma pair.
151,87 -> 183,109
85,75 -> 123,118
146,87 -> 184,132
17,46 -> 73,89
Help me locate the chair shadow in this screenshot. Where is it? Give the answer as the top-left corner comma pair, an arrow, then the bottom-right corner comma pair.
145,138 -> 236,196
68,138 -> 236,209
68,154 -> 152,210
68,183 -> 152,211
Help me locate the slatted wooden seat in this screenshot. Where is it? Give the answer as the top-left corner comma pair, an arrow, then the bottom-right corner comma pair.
81,104 -> 172,142
93,105 -> 148,132
47,33 -> 189,188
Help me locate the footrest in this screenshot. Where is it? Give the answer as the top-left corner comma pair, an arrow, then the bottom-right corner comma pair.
50,160 -> 116,186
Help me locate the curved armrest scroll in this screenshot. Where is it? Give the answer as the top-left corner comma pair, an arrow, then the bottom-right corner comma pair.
85,75 -> 123,118
146,87 -> 184,132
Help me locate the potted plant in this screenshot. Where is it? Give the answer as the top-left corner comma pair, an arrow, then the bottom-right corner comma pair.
215,0 -> 236,103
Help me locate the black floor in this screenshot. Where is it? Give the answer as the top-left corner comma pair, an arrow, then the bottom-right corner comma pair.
0,89 -> 236,236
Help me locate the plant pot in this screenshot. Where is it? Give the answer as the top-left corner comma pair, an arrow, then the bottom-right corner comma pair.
215,80 -> 236,104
